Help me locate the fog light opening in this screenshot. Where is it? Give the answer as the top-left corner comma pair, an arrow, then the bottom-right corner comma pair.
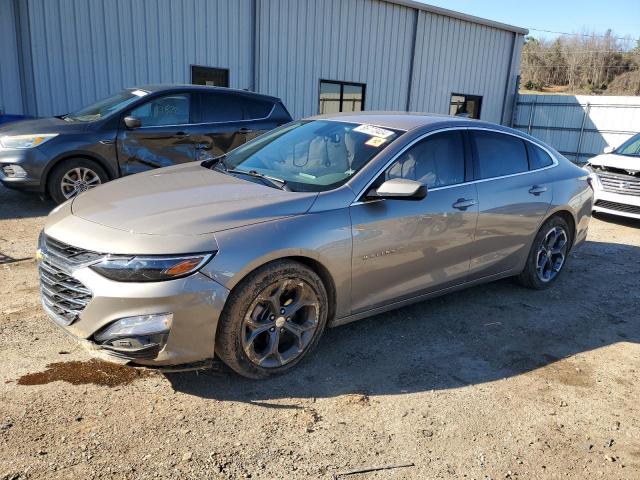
2,165 -> 28,178
94,313 -> 173,357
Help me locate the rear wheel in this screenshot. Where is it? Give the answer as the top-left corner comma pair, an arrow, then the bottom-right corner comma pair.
517,215 -> 572,289
47,158 -> 108,204
216,260 -> 328,379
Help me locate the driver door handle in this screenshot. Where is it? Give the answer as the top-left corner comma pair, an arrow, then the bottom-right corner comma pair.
452,198 -> 477,210
175,131 -> 190,138
238,127 -> 253,134
529,185 -> 548,195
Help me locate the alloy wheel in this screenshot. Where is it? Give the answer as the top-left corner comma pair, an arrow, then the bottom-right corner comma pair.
60,167 -> 102,199
241,278 -> 320,368
535,226 -> 568,282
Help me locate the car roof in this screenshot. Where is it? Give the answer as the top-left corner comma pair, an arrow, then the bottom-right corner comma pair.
308,111 -> 509,132
131,84 -> 283,103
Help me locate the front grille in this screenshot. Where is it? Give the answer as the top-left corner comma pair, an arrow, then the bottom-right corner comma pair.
44,235 -> 104,265
39,236 -> 97,325
594,199 -> 640,216
596,171 -> 640,197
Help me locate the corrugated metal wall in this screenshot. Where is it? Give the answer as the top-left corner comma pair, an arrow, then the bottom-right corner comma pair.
10,0 -> 522,122
514,94 -> 640,163
0,0 -> 24,115
409,11 -> 521,123
17,0 -> 253,117
255,0 -> 417,119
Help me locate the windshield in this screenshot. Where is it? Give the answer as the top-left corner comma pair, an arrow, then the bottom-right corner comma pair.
63,89 -> 148,122
220,120 -> 403,192
615,133 -> 640,157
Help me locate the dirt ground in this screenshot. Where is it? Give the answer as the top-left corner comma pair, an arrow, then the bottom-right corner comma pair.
1,184 -> 639,480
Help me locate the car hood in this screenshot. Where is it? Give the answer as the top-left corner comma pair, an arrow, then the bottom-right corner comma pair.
71,162 -> 319,235
589,153 -> 640,173
0,116 -> 86,135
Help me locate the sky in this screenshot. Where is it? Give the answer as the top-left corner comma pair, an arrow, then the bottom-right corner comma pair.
420,0 -> 640,44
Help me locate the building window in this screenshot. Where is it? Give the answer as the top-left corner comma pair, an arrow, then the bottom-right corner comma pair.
319,80 -> 365,114
191,66 -> 229,87
449,93 -> 482,119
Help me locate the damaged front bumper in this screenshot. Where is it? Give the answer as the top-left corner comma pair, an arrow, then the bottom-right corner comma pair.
40,254 -> 230,367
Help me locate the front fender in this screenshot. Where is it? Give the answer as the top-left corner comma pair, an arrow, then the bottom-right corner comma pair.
201,209 -> 353,319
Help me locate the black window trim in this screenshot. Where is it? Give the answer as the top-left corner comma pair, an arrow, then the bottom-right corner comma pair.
351,127 -> 558,205
450,93 -> 483,120
318,79 -> 366,114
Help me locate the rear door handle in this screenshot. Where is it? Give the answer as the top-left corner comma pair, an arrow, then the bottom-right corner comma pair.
529,185 -> 548,195
452,198 -> 477,210
238,127 -> 253,134
175,131 -> 190,138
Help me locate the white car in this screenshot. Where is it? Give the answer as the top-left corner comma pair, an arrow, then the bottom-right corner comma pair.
584,133 -> 640,220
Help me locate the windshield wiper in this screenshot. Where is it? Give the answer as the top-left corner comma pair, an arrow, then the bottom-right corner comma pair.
227,169 -> 289,191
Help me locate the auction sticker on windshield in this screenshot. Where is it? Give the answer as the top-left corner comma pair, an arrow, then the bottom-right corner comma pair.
131,89 -> 149,97
365,137 -> 388,147
353,124 -> 395,139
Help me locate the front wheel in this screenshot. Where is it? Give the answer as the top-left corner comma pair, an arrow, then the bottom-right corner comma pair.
516,215 -> 572,289
216,260 -> 328,379
47,158 -> 109,204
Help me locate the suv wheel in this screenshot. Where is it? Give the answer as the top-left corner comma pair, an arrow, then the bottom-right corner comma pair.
216,260 -> 328,379
47,158 -> 108,204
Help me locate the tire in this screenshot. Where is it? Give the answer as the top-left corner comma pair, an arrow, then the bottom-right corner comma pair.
516,215 -> 572,290
47,158 -> 109,204
216,260 -> 329,379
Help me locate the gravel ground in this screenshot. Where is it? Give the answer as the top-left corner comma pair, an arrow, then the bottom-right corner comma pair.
0,184 -> 639,480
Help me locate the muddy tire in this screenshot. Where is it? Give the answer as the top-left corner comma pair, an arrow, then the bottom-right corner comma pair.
516,215 -> 572,290
215,260 -> 328,379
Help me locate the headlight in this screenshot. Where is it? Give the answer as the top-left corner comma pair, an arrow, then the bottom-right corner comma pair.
0,133 -> 58,149
90,253 -> 214,282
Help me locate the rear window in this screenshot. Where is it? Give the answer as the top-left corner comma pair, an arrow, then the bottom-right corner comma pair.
470,130 -> 528,179
526,142 -> 554,170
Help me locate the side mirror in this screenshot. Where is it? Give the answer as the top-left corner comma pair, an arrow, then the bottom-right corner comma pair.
368,178 -> 427,200
603,146 -> 615,154
123,116 -> 142,129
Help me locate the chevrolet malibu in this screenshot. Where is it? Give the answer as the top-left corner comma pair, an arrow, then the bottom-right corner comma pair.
38,113 -> 593,378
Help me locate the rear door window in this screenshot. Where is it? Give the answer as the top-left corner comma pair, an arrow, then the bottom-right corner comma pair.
470,130 -> 528,179
526,142 -> 554,170
194,93 -> 243,123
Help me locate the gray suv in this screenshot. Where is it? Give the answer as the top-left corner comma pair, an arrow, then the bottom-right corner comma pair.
0,85 -> 291,203
38,113 -> 593,378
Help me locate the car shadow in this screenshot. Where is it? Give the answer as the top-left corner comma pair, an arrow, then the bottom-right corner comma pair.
593,211 -> 640,229
166,239 -> 640,403
0,184 -> 55,220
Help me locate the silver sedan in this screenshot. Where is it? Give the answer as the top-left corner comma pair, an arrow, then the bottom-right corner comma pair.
39,113 -> 593,378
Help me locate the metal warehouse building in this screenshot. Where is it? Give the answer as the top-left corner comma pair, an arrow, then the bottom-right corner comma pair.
0,0 -> 527,124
